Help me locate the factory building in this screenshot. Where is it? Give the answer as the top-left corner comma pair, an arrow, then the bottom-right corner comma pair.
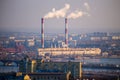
0,57 -> 83,80
38,48 -> 101,56
27,39 -> 35,47
39,18 -> 101,57
18,58 -> 82,80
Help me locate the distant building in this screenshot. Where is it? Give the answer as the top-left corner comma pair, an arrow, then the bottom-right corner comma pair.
9,36 -> 15,40
0,61 -> 19,73
38,48 -> 101,56
27,39 -> 35,47
19,59 -> 82,80
69,40 -> 77,48
112,36 -> 120,40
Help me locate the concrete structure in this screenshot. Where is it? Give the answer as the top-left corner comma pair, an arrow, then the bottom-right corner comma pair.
36,61 -> 82,79
0,59 -> 119,80
18,59 -> 83,79
27,39 -> 35,47
38,48 -> 101,56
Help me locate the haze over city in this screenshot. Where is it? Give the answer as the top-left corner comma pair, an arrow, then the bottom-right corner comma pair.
0,1 -> 120,79
0,0 -> 120,33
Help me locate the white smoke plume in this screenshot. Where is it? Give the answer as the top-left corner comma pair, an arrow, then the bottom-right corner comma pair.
67,10 -> 89,19
84,2 -> 90,11
67,2 -> 90,19
44,4 -> 70,19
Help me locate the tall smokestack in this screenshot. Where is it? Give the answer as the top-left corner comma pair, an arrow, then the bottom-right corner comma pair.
41,18 -> 44,48
65,18 -> 68,47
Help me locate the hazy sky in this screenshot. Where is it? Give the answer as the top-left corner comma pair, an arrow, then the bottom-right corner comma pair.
0,0 -> 120,34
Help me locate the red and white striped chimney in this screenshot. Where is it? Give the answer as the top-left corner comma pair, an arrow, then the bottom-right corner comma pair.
41,18 -> 44,48
65,18 -> 68,47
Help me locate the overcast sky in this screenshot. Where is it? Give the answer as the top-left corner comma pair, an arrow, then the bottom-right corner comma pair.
0,0 -> 120,34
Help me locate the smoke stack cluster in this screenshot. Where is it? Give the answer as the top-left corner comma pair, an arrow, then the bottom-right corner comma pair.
41,18 -> 69,48
41,18 -> 44,48
65,18 -> 68,47
41,3 -> 90,48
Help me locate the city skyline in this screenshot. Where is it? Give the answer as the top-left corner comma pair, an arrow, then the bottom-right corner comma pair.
0,0 -> 120,33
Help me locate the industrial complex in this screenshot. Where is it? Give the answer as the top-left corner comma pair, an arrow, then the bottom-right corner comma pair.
39,18 -> 101,57
0,18 -> 119,80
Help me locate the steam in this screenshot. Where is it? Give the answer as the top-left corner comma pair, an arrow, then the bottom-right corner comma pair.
84,2 -> 90,11
67,10 -> 82,19
44,4 -> 70,19
67,10 -> 90,19
44,2 -> 90,19
67,2 -> 90,19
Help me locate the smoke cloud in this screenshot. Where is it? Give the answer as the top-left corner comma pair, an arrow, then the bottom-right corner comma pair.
44,2 -> 90,19
44,4 -> 70,19
67,10 -> 89,19
67,2 -> 90,19
84,2 -> 90,11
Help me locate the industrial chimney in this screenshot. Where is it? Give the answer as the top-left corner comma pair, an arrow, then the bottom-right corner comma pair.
41,18 -> 44,48
65,18 -> 68,47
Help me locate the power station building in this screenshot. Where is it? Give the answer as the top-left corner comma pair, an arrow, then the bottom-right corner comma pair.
39,18 -> 101,57
38,48 -> 101,56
